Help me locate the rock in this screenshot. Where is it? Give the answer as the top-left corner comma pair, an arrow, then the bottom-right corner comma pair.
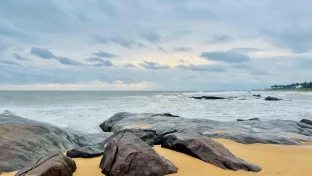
0,113 -> 112,173
237,118 -> 260,122
253,94 -> 261,98
1,110 -> 14,115
100,112 -> 310,145
99,132 -> 178,176
161,132 -> 261,172
16,152 -> 76,176
300,119 -> 312,126
191,96 -> 227,100
67,146 -> 104,158
264,96 -> 282,101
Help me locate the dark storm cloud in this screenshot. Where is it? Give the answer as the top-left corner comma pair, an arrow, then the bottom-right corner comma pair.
93,51 -> 117,58
200,51 -> 251,63
14,54 -> 29,61
85,57 -> 113,67
140,61 -> 169,70
30,47 -> 56,59
178,64 -> 226,72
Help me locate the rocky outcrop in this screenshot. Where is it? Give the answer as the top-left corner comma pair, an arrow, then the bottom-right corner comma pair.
16,152 -> 76,176
253,94 -> 261,98
0,114 -> 112,173
67,146 -> 104,158
300,119 -> 312,126
264,96 -> 282,101
237,118 -> 260,121
161,133 -> 261,172
100,112 -> 312,145
99,132 -> 178,176
191,96 -> 227,100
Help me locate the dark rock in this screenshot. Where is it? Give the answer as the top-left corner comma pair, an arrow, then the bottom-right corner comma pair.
0,113 -> 112,173
264,96 -> 282,101
253,94 -> 261,97
162,133 -> 261,172
16,152 -> 76,176
99,132 -> 178,176
300,119 -> 312,126
67,146 -> 104,158
152,113 -> 180,117
237,118 -> 260,122
191,96 -> 227,100
100,112 -> 311,145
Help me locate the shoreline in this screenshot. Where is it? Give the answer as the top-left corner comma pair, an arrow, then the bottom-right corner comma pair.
3,139 -> 312,176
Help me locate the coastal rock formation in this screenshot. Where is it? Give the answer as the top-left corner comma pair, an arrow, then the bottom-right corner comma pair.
0,113 -> 112,173
237,118 -> 260,121
67,146 -> 104,158
100,112 -> 312,145
191,96 -> 227,100
16,152 -> 76,176
161,132 -> 261,172
264,96 -> 282,101
99,132 -> 178,176
300,119 -> 312,126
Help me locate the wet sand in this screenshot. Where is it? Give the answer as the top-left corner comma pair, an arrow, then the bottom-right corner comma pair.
2,139 -> 312,176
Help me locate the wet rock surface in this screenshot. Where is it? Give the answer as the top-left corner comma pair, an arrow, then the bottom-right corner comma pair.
161,132 -> 261,172
100,112 -> 312,145
237,118 -> 260,121
0,114 -> 112,173
99,132 -> 178,176
16,152 -> 76,176
264,96 -> 282,101
191,96 -> 227,100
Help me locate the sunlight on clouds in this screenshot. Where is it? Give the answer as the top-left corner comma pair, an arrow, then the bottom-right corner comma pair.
0,81 -> 158,91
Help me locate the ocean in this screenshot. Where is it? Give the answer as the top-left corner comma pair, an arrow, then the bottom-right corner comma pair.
0,91 -> 311,134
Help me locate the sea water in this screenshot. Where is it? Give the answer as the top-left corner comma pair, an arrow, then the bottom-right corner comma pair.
0,91 -> 311,133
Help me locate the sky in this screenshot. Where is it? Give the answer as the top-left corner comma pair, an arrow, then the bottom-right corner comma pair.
0,0 -> 312,91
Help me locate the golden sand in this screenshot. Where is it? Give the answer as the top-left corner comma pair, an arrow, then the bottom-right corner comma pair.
127,123 -> 152,128
3,139 -> 312,176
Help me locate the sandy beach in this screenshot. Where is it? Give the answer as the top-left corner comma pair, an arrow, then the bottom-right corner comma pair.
3,139 -> 312,176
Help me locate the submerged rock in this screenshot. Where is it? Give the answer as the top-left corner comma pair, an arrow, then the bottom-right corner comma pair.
264,96 -> 282,101
0,113 -> 112,173
253,94 -> 261,98
237,118 -> 260,121
162,132 -> 261,172
67,146 -> 104,158
99,132 -> 178,176
16,152 -> 76,176
191,96 -> 227,100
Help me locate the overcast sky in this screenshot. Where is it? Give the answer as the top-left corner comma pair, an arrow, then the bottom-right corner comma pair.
0,0 -> 312,90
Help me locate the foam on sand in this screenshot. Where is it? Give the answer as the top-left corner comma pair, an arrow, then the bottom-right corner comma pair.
3,139 -> 312,176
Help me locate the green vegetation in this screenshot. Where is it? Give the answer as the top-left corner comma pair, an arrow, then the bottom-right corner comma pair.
269,82 -> 312,90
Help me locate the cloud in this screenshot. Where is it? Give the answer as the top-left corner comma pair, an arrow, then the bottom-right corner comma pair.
140,61 -> 169,70
124,63 -> 136,68
13,54 -> 29,61
56,57 -> 82,66
230,48 -> 263,53
173,47 -> 192,52
178,64 -> 226,72
93,51 -> 117,58
0,60 -> 20,66
200,51 -> 251,63
96,36 -> 146,48
140,31 -> 161,43
30,47 -> 56,59
265,28 -> 312,53
207,34 -> 234,44
85,57 -> 113,67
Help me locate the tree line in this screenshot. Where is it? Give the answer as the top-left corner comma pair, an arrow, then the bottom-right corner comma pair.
270,82 -> 312,90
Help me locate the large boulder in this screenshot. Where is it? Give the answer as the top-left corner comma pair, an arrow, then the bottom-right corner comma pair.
99,112 -> 311,145
16,152 -> 76,176
99,132 -> 178,176
161,132 -> 261,172
67,146 -> 104,158
0,114 -> 112,173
